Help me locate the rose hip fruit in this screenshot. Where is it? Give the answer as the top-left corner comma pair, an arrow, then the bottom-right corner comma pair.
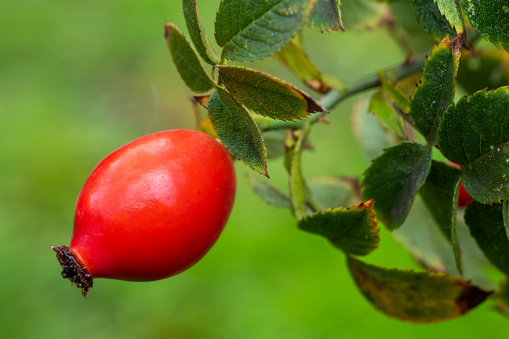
51,130 -> 236,297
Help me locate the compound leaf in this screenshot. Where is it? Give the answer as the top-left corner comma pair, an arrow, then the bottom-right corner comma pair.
309,0 -> 343,32
348,257 -> 491,322
465,201 -> 509,275
461,0 -> 509,52
438,87 -> 509,203
164,23 -> 215,93
208,89 -> 267,176
411,0 -> 456,41
183,0 -> 220,65
217,65 -> 327,121
214,0 -> 315,61
362,142 -> 432,230
299,199 -> 379,256
410,36 -> 461,145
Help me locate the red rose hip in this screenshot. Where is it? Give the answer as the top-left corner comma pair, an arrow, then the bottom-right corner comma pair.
449,162 -> 473,207
52,130 -> 236,297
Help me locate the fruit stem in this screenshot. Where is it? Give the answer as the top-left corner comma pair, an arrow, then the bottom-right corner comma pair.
51,245 -> 93,298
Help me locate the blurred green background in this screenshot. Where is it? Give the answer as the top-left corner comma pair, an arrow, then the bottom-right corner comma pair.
1,1 -> 507,338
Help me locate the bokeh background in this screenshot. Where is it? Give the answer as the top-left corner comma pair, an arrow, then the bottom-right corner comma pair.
1,1 -> 508,338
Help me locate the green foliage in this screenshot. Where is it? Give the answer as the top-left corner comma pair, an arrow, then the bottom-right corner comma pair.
457,49 -> 509,94
368,91 -> 405,137
410,37 -> 460,145
217,65 -> 326,121
164,23 -> 215,92
348,257 -> 491,322
419,160 -> 462,272
246,174 -> 292,208
461,0 -> 509,52
288,123 -> 312,220
307,177 -> 357,210
438,87 -> 509,203
10,0 -> 509,335
411,0 -> 456,41
419,161 -> 461,241
208,89 -> 268,176
299,200 -> 380,256
465,201 -> 509,275
182,0 -> 220,65
340,0 -> 386,30
435,0 -> 465,34
308,0 -> 343,32
381,78 -> 411,114
274,37 -> 330,93
214,0 -> 315,61
160,0 -> 509,325
352,100 -> 396,160
362,142 -> 432,230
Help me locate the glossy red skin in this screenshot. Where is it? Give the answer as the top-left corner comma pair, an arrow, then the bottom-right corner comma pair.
450,162 -> 473,207
69,130 -> 236,281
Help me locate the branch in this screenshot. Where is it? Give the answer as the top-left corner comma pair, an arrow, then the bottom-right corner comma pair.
256,51 -> 428,131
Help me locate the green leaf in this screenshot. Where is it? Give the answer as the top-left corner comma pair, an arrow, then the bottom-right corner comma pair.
438,87 -> 509,203
274,37 -> 329,93
393,198 -> 458,274
214,0 -> 315,61
411,0 -> 457,41
164,23 -> 215,93
217,65 -> 327,121
420,161 -> 462,239
410,37 -> 460,145
289,122 -> 312,220
308,177 -> 357,211
368,91 -> 405,137
362,142 -> 432,230
394,198 -> 499,290
262,130 -> 287,159
299,199 -> 380,256
419,160 -> 462,273
465,201 -> 509,276
381,78 -> 411,114
457,49 -> 509,94
309,0 -> 344,32
182,0 -> 220,65
348,257 -> 492,322
435,0 -> 465,34
208,89 -> 268,176
341,0 -> 387,31
246,174 -> 292,208
504,200 -> 509,243
461,0 -> 509,52
351,99 -> 396,161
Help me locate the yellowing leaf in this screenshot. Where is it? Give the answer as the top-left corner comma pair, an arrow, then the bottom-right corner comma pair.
217,65 -> 327,121
348,257 -> 492,322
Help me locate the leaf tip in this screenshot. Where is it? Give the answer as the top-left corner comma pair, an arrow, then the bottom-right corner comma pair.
455,283 -> 493,314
